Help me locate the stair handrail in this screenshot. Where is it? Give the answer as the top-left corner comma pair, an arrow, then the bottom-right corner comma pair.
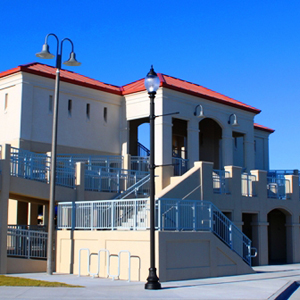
114,174 -> 150,199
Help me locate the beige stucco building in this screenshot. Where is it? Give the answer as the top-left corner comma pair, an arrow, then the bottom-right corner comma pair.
0,62 -> 298,282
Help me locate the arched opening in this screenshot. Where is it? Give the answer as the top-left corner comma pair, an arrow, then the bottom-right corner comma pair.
129,118 -> 149,156
267,209 -> 287,264
199,118 -> 222,169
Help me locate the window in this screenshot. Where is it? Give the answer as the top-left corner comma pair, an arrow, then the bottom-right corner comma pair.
49,95 -> 53,113
86,103 -> 90,119
68,99 -> 72,117
4,93 -> 8,111
103,107 -> 107,122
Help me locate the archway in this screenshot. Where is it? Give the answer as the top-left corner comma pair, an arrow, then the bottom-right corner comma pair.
129,118 -> 149,156
199,118 -> 222,169
267,209 -> 288,264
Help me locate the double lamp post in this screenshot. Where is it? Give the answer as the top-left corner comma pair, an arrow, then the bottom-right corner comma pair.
36,33 -> 81,275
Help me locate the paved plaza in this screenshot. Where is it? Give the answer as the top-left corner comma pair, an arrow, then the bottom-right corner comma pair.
2,264 -> 300,299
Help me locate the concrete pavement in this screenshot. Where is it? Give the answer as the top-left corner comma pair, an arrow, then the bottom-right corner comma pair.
2,264 -> 300,299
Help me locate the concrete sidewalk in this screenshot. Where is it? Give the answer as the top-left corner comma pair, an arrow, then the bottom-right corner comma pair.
2,264 -> 300,299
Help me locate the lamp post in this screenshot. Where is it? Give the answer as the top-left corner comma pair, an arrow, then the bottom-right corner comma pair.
36,33 -> 81,275
144,66 -> 161,290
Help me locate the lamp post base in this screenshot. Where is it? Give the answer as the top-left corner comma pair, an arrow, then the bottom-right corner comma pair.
145,268 -> 161,290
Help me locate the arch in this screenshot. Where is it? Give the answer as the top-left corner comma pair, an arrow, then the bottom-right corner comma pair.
267,208 -> 291,264
199,118 -> 222,169
129,118 -> 149,156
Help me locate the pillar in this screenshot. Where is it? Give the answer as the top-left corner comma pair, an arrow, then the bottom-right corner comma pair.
222,128 -> 233,167
244,133 -> 255,172
0,144 -> 11,273
187,118 -> 199,167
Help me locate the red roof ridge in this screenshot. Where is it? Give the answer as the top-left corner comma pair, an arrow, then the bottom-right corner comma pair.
254,123 -> 275,133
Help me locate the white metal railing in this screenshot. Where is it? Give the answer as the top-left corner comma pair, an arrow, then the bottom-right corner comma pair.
58,154 -> 123,170
241,173 -> 256,197
57,199 -> 149,230
7,227 -> 48,259
172,157 -> 189,176
267,177 -> 290,200
10,147 -> 50,183
85,166 -> 149,193
10,147 -> 76,188
213,170 -> 230,194
131,156 -> 150,172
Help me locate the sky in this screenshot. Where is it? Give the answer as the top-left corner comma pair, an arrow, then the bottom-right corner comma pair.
1,0 -> 300,170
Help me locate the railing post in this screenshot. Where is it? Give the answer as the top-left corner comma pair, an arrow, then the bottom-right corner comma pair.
134,200 -> 137,230
90,202 -> 94,230
176,199 -> 179,231
27,231 -> 31,259
111,201 -> 115,230
157,199 -> 161,231
193,201 -> 196,231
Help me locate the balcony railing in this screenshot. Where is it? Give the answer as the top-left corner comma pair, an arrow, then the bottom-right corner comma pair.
267,177 -> 290,200
172,157 -> 189,176
7,227 -> 48,259
84,165 -> 149,193
241,173 -> 256,197
131,156 -> 150,172
213,170 -> 230,194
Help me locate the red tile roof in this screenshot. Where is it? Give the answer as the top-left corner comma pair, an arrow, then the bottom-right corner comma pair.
254,123 -> 275,133
0,62 -> 122,95
1,63 -> 260,114
123,74 -> 261,114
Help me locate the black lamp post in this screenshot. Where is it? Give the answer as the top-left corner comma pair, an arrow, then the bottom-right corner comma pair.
36,33 -> 81,275
144,66 -> 161,290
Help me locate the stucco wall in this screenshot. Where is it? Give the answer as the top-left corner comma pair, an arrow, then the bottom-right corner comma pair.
56,230 -> 254,282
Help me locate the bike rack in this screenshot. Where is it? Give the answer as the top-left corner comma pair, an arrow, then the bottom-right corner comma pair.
78,248 -> 110,278
108,250 -> 131,282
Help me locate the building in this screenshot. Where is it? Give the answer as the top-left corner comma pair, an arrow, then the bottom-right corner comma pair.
0,62 -> 299,281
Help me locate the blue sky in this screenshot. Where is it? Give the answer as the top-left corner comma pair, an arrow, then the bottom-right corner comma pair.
2,1 -> 300,169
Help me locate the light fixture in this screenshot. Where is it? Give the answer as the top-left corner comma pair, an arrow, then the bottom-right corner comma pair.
144,65 -> 161,290
194,104 -> 204,118
228,113 -> 239,126
36,33 -> 81,275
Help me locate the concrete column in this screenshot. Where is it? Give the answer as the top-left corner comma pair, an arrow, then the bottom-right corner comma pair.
187,119 -> 199,167
286,217 -> 300,263
251,221 -> 269,266
222,129 -> 233,167
0,144 -> 11,274
123,154 -> 131,171
75,162 -> 85,201
244,134 -> 255,172
154,116 -> 173,192
155,116 -> 172,166
250,170 -> 267,199
199,161 -> 214,201
285,175 -> 299,201
224,166 -> 242,229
